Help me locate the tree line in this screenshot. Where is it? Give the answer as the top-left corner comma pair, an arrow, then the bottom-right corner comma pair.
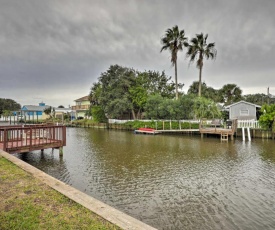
0,98 -> 21,118
88,64 -> 273,122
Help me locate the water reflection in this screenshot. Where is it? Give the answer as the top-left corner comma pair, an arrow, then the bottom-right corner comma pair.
16,128 -> 275,230
15,150 -> 71,183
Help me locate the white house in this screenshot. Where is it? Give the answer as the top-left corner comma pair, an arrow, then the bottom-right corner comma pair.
224,101 -> 261,120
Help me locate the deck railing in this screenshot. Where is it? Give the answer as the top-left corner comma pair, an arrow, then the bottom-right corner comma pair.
71,105 -> 90,110
237,120 -> 261,129
0,124 -> 66,153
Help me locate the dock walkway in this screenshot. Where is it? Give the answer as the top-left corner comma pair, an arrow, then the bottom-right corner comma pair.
134,127 -> 199,135
199,119 -> 238,141
0,124 -> 66,154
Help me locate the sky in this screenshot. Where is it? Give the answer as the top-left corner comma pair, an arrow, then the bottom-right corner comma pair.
0,0 -> 275,108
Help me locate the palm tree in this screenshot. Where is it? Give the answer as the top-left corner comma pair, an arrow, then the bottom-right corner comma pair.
185,33 -> 217,97
161,25 -> 187,100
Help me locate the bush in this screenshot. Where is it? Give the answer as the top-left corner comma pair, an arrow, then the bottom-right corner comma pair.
92,106 -> 107,123
259,104 -> 275,130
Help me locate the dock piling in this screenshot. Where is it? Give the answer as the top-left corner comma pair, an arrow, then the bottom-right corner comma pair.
59,147 -> 63,156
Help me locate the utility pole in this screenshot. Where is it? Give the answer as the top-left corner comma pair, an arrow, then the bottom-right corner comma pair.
267,87 -> 270,105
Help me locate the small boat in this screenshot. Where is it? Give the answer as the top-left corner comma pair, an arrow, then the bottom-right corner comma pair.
134,128 -> 160,135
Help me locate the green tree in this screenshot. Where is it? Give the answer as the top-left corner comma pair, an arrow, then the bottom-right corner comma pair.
0,98 -> 21,115
145,94 -> 196,120
91,106 -> 107,123
243,93 -> 269,106
44,106 -> 53,118
185,33 -> 217,97
89,82 -> 102,105
2,110 -> 12,121
161,25 -> 187,100
259,104 -> 275,130
144,94 -> 165,119
192,97 -> 221,119
188,81 -> 219,102
90,65 -> 178,120
98,65 -> 136,119
178,94 -> 196,119
139,70 -> 178,99
218,84 -> 243,105
130,70 -> 177,118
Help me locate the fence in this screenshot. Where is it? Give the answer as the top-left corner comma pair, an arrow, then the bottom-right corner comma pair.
109,119 -> 261,129
108,119 -> 200,124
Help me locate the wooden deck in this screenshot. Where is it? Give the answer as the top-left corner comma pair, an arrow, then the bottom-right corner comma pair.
199,119 -> 238,141
134,127 -> 199,135
0,124 -> 66,154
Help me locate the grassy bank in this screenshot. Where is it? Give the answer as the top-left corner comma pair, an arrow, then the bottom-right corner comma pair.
0,157 -> 120,230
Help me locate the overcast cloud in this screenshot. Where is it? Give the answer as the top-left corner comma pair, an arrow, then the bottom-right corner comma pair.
0,0 -> 275,107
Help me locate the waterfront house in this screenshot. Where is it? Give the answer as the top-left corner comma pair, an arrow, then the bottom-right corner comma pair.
71,96 -> 90,118
225,101 -> 261,120
21,102 -> 51,120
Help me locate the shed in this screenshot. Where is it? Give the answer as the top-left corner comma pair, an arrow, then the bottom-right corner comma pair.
224,101 -> 261,120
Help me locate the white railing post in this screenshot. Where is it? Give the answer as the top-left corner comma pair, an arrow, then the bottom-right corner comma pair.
242,127 -> 245,141
237,119 -> 261,129
247,127 -> 251,141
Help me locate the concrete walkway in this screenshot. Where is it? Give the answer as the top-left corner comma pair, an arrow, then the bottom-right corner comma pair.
0,150 -> 157,230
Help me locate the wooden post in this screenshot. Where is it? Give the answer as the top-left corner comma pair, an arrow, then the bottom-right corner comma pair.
30,127 -> 32,150
3,129 -> 7,151
59,147 -> 63,156
53,127 -> 56,140
62,126 -> 66,146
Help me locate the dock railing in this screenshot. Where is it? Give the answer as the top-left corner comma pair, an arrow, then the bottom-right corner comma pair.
237,120 -> 261,129
0,124 -> 66,153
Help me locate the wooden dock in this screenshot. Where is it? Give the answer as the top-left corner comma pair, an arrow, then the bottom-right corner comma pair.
199,119 -> 238,141
134,127 -> 199,135
0,124 -> 66,154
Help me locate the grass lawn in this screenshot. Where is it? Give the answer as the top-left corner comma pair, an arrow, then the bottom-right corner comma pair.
0,157 -> 120,230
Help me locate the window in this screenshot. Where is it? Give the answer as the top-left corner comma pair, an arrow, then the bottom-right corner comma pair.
240,109 -> 249,115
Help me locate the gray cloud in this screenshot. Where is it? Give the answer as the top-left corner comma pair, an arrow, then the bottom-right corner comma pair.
1,0 -> 275,107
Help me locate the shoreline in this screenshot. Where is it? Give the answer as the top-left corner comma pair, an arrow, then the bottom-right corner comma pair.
0,150 -> 156,230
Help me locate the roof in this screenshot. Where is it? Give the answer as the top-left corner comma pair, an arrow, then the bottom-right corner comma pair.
74,95 -> 90,102
224,100 -> 261,109
54,108 -> 73,113
22,105 -> 50,112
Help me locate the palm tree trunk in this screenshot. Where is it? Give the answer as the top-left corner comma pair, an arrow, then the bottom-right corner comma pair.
198,66 -> 202,97
175,60 -> 178,100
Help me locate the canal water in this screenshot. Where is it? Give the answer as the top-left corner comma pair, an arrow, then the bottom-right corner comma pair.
15,128 -> 275,230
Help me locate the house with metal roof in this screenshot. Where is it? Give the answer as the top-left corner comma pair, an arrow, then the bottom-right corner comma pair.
71,96 -> 90,118
21,102 -> 51,120
224,100 -> 261,120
